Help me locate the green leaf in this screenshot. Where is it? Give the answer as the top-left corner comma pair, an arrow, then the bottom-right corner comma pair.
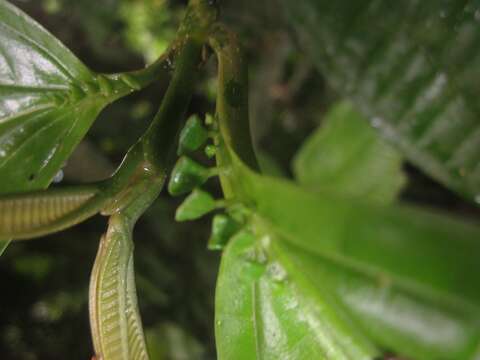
293,101 -> 405,204
215,229 -> 379,360
211,20 -> 480,358
0,0 -> 162,252
240,162 -> 480,306
0,0 -> 150,195
282,0 -> 480,203
279,239 -> 480,360
231,158 -> 480,359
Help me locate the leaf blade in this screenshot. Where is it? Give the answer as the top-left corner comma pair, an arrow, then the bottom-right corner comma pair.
278,240 -> 480,360
0,185 -> 108,240
0,0 -> 159,197
293,101 -> 405,204
215,229 -> 379,360
89,214 -> 149,360
282,0 -> 480,202
242,165 -> 480,307
220,151 -> 480,358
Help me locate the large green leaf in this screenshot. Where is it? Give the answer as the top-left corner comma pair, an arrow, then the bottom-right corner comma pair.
0,0 -> 165,252
279,239 -> 480,360
208,12 -> 480,358
216,150 -> 480,359
215,229 -> 379,360
0,0 -> 149,194
293,101 -> 405,204
282,0 -> 480,202
239,162 -> 480,309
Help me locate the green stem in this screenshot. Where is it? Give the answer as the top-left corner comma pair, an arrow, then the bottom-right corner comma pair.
98,37 -> 206,218
102,0 -> 219,207
211,26 -> 258,170
141,39 -> 203,173
120,42 -> 178,88
209,25 -> 259,198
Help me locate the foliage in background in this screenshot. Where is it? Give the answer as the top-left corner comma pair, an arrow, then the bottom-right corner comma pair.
1,0 -> 480,359
119,0 -> 181,63
282,0 -> 480,203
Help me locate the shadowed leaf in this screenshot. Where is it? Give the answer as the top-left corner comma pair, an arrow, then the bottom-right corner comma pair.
282,0 -> 480,203
293,101 -> 405,204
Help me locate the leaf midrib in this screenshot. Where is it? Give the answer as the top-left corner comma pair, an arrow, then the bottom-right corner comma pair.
259,215 -> 480,316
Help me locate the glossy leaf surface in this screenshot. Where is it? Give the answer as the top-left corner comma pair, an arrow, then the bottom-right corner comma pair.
293,101 -> 405,204
239,160 -> 480,308
210,18 -> 480,357
0,0 -> 162,252
215,229 -> 379,360
0,0 -> 148,194
232,155 -> 480,359
278,239 -> 480,359
282,0 -> 480,202
213,142 -> 480,359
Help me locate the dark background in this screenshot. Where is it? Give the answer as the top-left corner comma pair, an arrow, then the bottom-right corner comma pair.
0,1 -> 478,359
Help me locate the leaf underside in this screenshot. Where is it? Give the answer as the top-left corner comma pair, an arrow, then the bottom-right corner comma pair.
0,186 -> 98,239
89,215 -> 149,360
283,0 -> 480,203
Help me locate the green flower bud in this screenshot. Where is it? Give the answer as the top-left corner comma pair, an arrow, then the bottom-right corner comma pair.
208,214 -> 240,250
168,157 -> 212,196
177,115 -> 209,155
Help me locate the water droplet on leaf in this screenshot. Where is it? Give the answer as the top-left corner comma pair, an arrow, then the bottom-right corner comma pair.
267,262 -> 287,282
53,170 -> 64,183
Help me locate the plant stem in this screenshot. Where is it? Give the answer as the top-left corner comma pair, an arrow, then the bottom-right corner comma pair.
208,25 -> 259,199
210,26 -> 259,171
141,39 -> 203,173
101,0 -> 219,206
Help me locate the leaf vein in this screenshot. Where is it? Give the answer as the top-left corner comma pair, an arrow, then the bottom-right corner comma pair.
0,21 -> 78,83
